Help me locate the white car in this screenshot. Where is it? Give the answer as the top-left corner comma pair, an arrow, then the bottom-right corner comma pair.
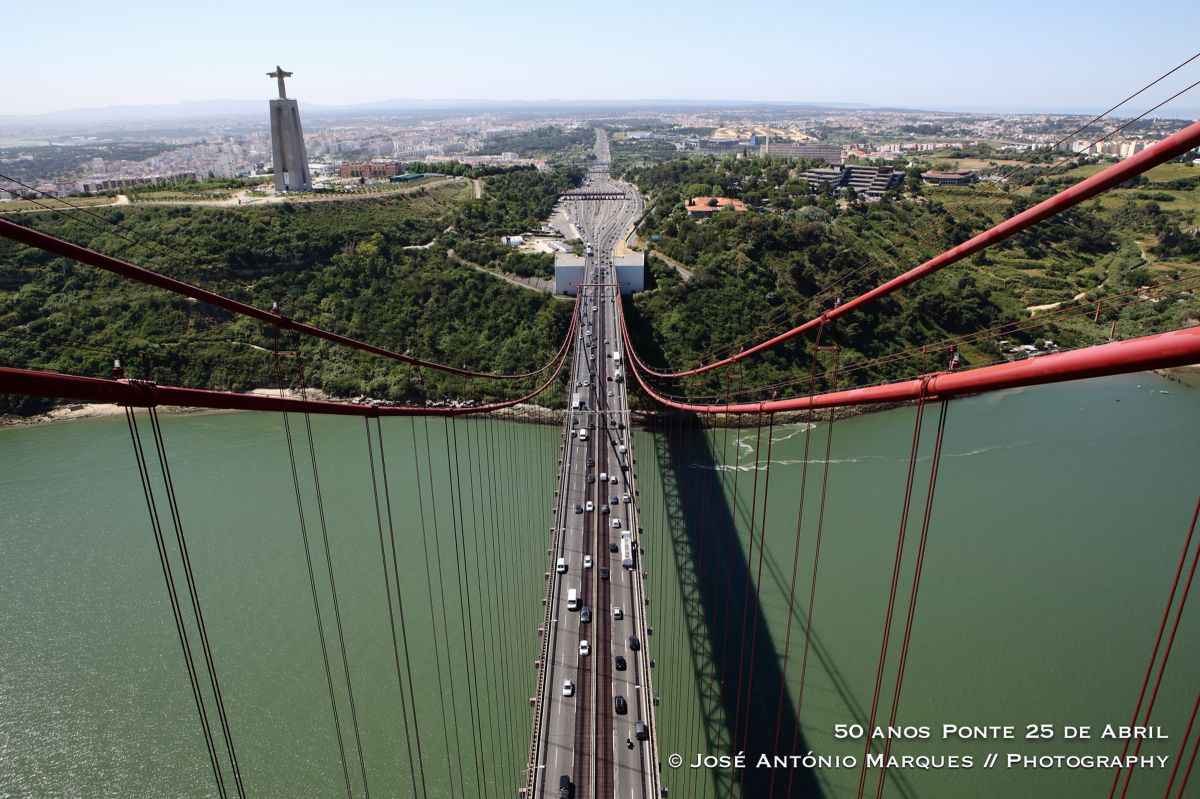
610,475 -> 618,484
556,558 -> 567,574
584,555 -> 593,569
579,640 -> 590,657
622,493 -> 631,504
585,500 -> 594,512
611,519 -> 621,529
612,606 -> 623,620
618,445 -> 627,454
563,679 -> 575,697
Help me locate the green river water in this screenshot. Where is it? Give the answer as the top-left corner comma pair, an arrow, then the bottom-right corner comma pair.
2,372 -> 1198,798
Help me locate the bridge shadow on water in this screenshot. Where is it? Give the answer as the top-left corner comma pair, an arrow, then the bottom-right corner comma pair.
650,413 -> 824,799
647,411 -> 921,799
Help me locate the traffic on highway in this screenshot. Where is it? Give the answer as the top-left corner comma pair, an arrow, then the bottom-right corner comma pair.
532,130 -> 658,799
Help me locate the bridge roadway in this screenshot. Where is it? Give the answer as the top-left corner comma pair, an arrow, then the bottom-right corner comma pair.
530,130 -> 659,799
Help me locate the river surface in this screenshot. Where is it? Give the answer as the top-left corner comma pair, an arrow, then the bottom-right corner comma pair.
2,372 -> 1198,798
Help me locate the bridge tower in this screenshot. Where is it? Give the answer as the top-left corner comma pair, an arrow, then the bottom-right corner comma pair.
267,66 -> 312,192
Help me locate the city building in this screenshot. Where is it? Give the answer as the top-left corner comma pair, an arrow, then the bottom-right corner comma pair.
614,253 -> 645,294
553,252 -> 644,295
799,166 -> 904,198
267,66 -> 312,192
554,253 -> 585,295
758,142 -> 843,165
921,170 -> 977,185
338,162 -> 404,178
696,138 -> 752,156
685,196 -> 749,218
80,172 -> 197,193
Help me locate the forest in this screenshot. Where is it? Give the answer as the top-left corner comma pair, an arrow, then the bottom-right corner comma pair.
0,178 -> 574,414
2,146 -> 1198,416
621,153 -> 1200,403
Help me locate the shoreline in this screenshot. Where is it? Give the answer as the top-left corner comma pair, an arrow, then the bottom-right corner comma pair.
4,365 -> 1194,430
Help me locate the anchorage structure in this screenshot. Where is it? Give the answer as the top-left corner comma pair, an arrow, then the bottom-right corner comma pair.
267,66 -> 311,192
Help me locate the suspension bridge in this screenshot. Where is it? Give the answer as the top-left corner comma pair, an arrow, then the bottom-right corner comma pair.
2,108 -> 1200,799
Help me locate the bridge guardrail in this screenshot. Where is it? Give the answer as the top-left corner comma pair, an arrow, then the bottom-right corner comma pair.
525,409 -> 572,797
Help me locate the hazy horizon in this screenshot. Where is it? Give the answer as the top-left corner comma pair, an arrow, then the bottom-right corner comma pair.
4,0 -> 1200,123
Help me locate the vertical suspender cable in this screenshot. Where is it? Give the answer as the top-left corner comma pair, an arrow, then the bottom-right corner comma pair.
1163,691 -> 1200,797
787,336 -> 840,799
461,416 -> 502,793
856,383 -> 930,799
124,407 -> 229,799
274,343 -> 353,799
445,418 -> 487,793
874,400 -> 950,798
362,418 -> 423,799
1110,493 -> 1200,797
1118,492 -> 1200,799
737,411 -> 776,797
1174,707 -> 1200,798
410,416 -> 461,799
769,387 -> 818,798
146,407 -> 246,798
483,416 -> 518,775
730,411 -> 764,779
277,402 -> 354,798
376,416 -> 431,799
422,415 -> 469,798
296,377 -> 371,799
739,412 -> 776,754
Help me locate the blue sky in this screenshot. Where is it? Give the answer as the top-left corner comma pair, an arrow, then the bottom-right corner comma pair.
5,0 -> 1200,117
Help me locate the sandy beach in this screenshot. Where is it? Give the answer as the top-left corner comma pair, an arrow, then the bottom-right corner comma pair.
4,364 -> 1194,430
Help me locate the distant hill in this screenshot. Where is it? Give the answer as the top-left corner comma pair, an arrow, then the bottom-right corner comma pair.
0,98 -> 872,128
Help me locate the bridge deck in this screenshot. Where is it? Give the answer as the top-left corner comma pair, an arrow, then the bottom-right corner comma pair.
528,131 -> 658,799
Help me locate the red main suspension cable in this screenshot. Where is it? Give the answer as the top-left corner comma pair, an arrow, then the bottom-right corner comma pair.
0,299 -> 576,417
619,302 -> 1200,415
625,117 -> 1200,380
0,216 -> 576,381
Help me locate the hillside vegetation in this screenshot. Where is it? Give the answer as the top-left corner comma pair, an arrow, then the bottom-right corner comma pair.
0,177 -> 574,414
3,150 -> 1197,416
622,155 -> 1200,401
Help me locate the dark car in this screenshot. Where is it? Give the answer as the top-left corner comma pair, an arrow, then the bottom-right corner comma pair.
614,695 -> 628,715
601,505 -> 610,515
634,720 -> 648,741
586,474 -> 595,484
588,422 -> 595,430
581,606 -> 591,623
587,457 -> 594,467
609,542 -> 618,553
628,635 -> 640,651
574,504 -> 583,514
618,422 -> 626,430
559,774 -> 573,798
609,495 -> 618,505
600,567 -> 610,581
615,655 -> 627,671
